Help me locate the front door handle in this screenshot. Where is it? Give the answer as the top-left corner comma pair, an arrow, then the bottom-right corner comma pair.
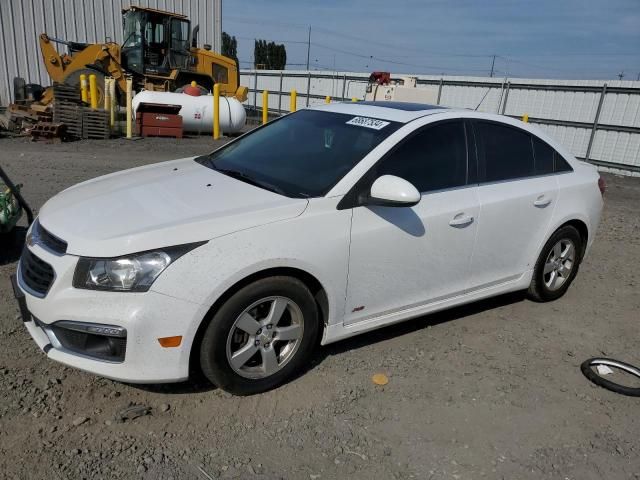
449,213 -> 474,227
534,195 -> 552,208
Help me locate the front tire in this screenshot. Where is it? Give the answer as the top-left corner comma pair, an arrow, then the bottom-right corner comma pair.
63,68 -> 106,105
199,276 -> 319,395
528,225 -> 583,302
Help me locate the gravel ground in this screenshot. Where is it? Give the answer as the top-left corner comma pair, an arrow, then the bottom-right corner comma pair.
1,135 -> 639,480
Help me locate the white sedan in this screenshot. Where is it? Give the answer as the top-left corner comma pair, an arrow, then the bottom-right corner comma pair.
13,101 -> 604,395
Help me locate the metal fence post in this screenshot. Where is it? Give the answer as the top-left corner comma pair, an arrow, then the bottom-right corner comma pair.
341,74 -> 347,101
436,78 -> 443,105
306,71 -> 311,107
278,71 -> 283,114
500,81 -> 511,115
585,83 -> 607,162
496,78 -> 506,113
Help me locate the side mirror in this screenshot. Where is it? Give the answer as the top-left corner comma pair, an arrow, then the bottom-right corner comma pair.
367,175 -> 421,207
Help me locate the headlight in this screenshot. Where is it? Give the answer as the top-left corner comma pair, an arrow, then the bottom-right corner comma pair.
73,242 -> 205,292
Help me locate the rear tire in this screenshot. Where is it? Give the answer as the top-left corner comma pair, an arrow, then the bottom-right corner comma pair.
528,225 -> 583,302
199,276 -> 319,395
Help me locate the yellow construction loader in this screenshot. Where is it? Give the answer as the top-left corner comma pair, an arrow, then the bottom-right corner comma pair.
39,5 -> 247,105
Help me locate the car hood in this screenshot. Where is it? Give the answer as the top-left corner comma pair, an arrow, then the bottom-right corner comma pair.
38,157 -> 308,257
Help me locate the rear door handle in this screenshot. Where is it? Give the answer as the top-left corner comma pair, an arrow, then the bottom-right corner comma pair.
533,195 -> 552,208
449,213 -> 474,227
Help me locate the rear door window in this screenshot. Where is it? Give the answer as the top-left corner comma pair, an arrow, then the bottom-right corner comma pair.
475,122 -> 535,182
533,137 -> 555,175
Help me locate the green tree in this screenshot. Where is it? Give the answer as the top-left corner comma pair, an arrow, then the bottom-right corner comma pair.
221,32 -> 238,64
254,38 -> 287,69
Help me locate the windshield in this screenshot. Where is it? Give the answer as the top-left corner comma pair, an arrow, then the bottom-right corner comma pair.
122,12 -> 142,48
196,110 -> 401,198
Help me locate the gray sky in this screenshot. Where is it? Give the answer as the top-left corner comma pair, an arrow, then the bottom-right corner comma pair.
222,0 -> 640,80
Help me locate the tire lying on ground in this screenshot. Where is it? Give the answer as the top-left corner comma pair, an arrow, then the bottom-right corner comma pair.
580,357 -> 640,397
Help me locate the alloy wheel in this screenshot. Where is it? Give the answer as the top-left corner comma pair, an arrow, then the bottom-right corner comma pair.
543,239 -> 576,291
225,296 -> 304,379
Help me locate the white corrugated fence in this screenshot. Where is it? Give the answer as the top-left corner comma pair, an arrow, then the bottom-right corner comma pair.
241,70 -> 640,175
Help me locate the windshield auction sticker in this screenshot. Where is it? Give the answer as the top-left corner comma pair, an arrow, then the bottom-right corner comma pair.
346,116 -> 390,130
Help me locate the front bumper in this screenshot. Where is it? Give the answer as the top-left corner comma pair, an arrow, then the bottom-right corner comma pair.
13,244 -> 208,384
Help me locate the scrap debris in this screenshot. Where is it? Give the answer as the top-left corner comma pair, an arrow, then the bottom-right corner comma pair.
0,79 -> 109,141
372,373 -> 389,386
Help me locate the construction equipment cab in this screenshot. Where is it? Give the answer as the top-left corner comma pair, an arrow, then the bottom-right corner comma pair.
38,5 -> 247,104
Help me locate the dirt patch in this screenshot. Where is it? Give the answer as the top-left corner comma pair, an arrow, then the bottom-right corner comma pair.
1,136 -> 639,479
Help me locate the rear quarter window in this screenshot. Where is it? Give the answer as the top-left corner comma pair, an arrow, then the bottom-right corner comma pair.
554,152 -> 573,173
533,136 -> 573,174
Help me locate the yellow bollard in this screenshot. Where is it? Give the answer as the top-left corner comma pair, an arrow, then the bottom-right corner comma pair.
104,78 -> 111,111
325,96 -> 331,104
213,84 -> 220,140
109,78 -> 116,129
290,89 -> 297,112
126,77 -> 133,139
522,113 -> 529,123
89,74 -> 98,110
351,97 -> 358,102
262,90 -> 269,125
80,74 -> 88,103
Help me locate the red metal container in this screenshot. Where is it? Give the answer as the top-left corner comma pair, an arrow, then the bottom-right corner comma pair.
136,103 -> 183,138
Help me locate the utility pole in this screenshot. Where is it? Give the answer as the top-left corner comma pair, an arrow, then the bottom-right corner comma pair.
306,26 -> 311,71
489,55 -> 496,77
617,71 -> 625,80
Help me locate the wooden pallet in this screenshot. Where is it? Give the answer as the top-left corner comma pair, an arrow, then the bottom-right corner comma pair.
52,83 -> 81,104
51,83 -> 110,140
53,101 -> 83,139
82,109 -> 109,139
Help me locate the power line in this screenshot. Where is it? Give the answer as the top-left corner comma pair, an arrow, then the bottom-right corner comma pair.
310,42 -> 491,73
236,35 -> 493,73
226,16 -> 640,78
228,16 -> 640,60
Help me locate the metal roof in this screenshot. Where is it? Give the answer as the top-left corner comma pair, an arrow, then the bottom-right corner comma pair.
122,6 -> 188,20
356,101 -> 446,111
309,101 -> 451,123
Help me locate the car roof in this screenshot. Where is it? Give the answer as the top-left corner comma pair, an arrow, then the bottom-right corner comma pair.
308,101 -> 452,123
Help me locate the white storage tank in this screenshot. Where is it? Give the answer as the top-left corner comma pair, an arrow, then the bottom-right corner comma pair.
132,90 -> 247,134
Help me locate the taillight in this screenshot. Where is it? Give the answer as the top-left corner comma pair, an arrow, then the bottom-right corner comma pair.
598,176 -> 606,197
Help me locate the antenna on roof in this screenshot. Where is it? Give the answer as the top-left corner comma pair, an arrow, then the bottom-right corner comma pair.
474,88 -> 491,111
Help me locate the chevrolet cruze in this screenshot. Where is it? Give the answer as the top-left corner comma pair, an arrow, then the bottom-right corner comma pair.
12,101 -> 604,395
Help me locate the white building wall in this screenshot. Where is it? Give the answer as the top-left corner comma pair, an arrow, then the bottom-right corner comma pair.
0,0 -> 221,105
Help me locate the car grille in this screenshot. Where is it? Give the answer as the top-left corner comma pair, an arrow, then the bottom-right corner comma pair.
36,221 -> 67,255
20,248 -> 55,296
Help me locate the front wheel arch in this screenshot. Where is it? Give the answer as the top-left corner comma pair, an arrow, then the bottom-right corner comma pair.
188,267 -> 328,378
